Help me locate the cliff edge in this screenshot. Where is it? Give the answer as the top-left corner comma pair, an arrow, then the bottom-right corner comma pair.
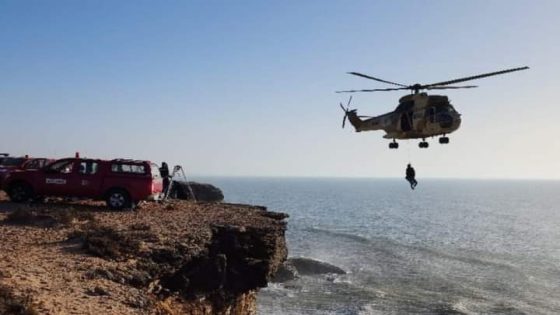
0,194 -> 287,314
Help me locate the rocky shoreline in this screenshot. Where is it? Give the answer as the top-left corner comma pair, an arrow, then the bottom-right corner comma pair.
0,193 -> 288,314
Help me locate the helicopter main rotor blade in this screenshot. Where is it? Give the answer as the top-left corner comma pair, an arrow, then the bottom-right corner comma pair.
423,66 -> 529,88
426,85 -> 478,90
347,72 -> 408,87
336,87 -> 408,93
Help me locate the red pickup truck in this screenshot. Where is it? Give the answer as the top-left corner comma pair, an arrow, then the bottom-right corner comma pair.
0,156 -> 53,188
3,157 -> 163,209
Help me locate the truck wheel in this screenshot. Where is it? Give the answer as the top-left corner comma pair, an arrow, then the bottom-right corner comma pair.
106,189 -> 131,210
8,183 -> 33,202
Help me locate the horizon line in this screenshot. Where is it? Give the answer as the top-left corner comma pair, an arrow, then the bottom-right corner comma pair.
188,175 -> 560,181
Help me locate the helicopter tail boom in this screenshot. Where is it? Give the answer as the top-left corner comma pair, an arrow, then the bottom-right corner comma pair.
340,96 -> 384,132
346,111 -> 384,132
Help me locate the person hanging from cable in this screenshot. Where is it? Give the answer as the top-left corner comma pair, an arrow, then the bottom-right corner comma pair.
405,163 -> 418,190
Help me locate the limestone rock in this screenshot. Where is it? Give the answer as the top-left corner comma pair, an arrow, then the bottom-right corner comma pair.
0,194 -> 287,314
170,181 -> 224,202
288,257 -> 346,275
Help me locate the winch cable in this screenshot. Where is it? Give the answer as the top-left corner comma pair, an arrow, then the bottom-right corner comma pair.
406,141 -> 412,165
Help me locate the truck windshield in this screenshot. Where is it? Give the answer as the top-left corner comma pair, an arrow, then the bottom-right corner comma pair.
0,158 -> 25,167
47,160 -> 74,174
23,159 -> 48,170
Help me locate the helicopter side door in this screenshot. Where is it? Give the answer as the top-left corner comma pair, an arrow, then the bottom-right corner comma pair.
426,107 -> 435,124
423,107 -> 438,133
397,101 -> 414,132
400,112 -> 412,132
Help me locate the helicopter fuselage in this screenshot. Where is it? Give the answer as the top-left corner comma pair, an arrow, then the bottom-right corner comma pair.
347,93 -> 462,140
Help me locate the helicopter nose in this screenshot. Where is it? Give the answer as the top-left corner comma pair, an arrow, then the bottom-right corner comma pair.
454,115 -> 462,129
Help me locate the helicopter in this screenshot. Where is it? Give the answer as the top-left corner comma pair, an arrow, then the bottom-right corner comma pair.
337,66 -> 529,149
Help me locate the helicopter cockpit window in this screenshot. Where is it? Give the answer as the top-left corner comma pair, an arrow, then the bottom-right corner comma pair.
435,106 -> 451,113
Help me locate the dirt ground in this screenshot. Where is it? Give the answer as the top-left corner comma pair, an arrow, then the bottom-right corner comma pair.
0,192 -> 286,315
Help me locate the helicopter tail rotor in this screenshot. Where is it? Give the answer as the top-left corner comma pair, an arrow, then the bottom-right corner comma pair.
339,103 -> 347,128
339,96 -> 353,128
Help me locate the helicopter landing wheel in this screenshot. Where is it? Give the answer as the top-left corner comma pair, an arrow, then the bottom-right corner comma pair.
439,137 -> 449,144
419,141 -> 429,148
389,142 -> 399,149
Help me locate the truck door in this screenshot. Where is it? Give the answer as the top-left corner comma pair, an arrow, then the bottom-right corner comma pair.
73,159 -> 103,197
41,159 -> 81,196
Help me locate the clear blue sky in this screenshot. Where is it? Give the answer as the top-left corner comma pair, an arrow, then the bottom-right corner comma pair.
1,1 -> 558,178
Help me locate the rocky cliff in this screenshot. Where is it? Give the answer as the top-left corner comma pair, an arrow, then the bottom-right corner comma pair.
0,194 -> 288,314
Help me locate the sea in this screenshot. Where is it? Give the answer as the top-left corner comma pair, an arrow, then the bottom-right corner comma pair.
198,178 -> 560,315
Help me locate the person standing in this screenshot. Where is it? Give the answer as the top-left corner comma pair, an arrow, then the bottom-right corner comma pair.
160,162 -> 171,195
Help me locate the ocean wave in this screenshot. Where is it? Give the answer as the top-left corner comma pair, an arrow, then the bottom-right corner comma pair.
304,226 -> 521,273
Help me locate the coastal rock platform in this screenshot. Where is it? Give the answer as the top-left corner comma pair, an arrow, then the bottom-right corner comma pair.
0,193 -> 287,314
